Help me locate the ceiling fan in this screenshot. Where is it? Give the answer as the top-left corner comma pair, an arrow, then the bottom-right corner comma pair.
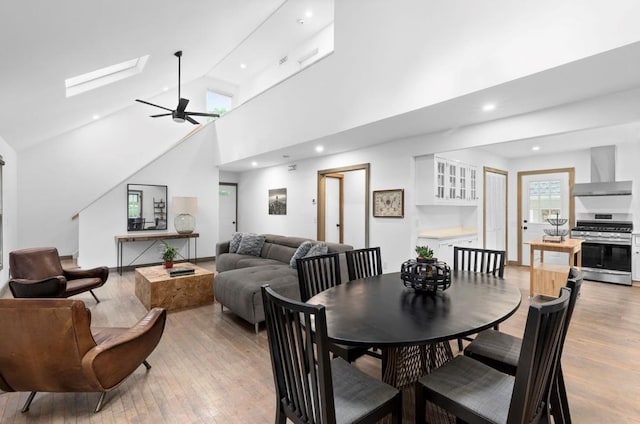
136,51 -> 219,125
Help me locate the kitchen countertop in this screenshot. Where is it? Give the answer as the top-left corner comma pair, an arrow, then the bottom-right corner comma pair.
418,227 -> 478,240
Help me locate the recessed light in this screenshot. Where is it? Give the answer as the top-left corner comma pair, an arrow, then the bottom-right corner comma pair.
532,146 -> 540,151
251,161 -> 258,167
315,145 -> 324,153
482,103 -> 496,112
305,10 -> 313,18
92,114 -> 100,120
240,63 -> 247,69
162,86 -> 169,92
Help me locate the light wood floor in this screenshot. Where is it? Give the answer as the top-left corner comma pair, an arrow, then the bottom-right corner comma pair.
1,262 -> 639,423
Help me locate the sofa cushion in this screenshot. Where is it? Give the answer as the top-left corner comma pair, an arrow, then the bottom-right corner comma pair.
215,264 -> 300,324
237,234 -> 266,256
289,241 -> 313,268
305,243 -> 329,258
216,253 -> 283,272
229,232 -> 243,253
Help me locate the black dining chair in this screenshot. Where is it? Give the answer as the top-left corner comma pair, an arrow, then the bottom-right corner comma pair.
297,253 -> 371,362
261,285 -> 402,424
452,246 -> 506,351
463,267 -> 583,424
415,287 -> 571,424
345,247 -> 383,281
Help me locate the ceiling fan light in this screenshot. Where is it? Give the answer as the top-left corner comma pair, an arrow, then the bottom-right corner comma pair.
173,116 -> 185,123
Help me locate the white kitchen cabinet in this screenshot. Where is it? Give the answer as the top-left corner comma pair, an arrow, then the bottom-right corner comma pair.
415,154 -> 478,205
633,234 -> 640,281
418,234 -> 478,266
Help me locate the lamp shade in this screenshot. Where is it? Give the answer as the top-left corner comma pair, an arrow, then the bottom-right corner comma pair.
172,197 -> 197,214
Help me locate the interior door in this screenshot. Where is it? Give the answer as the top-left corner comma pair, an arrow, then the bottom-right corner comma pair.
325,175 -> 342,243
218,183 -> 237,242
484,168 -> 507,251
520,172 -> 570,266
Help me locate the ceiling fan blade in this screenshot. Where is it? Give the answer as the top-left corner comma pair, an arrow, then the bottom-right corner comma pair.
185,115 -> 200,125
177,98 -> 189,113
150,113 -> 172,118
136,99 -> 174,112
185,112 -> 220,118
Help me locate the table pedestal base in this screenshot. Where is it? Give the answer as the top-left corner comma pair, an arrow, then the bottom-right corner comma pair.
382,342 -> 455,424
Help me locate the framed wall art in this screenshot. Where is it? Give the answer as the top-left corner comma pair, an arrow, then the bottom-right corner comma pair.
268,188 -> 287,215
373,189 -> 404,218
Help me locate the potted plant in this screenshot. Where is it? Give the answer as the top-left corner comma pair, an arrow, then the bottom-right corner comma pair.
415,245 -> 436,263
162,245 -> 178,269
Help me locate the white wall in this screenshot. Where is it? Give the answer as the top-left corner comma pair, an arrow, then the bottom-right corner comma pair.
18,77 -> 226,256
78,123 -> 220,269
0,136 -> 18,292
215,0 -> 640,165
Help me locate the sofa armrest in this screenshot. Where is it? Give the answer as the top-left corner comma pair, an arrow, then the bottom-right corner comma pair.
64,266 -> 109,283
8,276 -> 66,298
82,308 -> 167,390
216,241 -> 230,257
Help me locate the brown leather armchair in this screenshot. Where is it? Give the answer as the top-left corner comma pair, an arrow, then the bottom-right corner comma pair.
0,299 -> 166,413
8,247 -> 109,302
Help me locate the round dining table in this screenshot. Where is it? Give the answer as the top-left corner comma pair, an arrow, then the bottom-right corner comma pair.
308,270 -> 522,423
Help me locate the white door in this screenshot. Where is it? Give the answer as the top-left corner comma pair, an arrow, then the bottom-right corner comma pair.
485,170 -> 507,251
325,177 -> 341,243
218,183 -> 237,242
521,173 -> 570,266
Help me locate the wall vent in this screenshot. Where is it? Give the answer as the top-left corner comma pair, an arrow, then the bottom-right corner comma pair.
279,56 -> 288,65
288,164 -> 297,172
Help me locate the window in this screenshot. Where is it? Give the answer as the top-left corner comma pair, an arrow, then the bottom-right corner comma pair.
206,90 -> 233,119
528,179 -> 561,223
128,191 -> 142,219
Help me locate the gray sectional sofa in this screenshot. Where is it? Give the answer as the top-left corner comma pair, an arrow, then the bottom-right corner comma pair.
215,234 -> 353,332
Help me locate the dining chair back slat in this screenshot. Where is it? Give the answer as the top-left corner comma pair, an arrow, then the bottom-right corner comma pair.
453,246 -> 505,277
262,285 -> 402,424
346,247 -> 383,281
508,287 -> 571,422
297,253 -> 342,302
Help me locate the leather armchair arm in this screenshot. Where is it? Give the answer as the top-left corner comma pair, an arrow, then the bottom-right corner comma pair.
8,276 -> 66,298
82,308 -> 167,390
64,266 -> 109,283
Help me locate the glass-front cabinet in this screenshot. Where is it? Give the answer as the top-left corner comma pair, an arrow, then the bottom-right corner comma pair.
415,154 -> 479,205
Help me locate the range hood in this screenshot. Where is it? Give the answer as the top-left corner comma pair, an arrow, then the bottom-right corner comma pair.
573,146 -> 632,196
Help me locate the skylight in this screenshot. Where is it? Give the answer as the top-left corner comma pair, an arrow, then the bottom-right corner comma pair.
65,55 -> 150,97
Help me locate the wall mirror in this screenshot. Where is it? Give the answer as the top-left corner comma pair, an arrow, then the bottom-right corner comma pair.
127,184 -> 168,231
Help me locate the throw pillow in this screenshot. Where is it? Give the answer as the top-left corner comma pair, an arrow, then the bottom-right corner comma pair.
304,243 -> 329,258
237,234 -> 266,256
229,232 -> 243,253
289,240 -> 314,268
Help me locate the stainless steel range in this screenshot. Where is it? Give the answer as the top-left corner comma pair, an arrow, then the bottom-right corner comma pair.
570,213 -> 633,285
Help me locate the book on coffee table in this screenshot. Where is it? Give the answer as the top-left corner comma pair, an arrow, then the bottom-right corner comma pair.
169,266 -> 195,277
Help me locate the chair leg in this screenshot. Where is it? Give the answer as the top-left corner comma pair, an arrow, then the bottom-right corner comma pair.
551,367 -> 572,424
415,383 -> 426,423
220,304 -> 224,312
94,392 -> 106,413
392,392 -> 402,424
457,337 -> 464,351
89,290 -> 100,303
255,322 -> 259,334
21,391 -> 37,413
143,360 -> 152,370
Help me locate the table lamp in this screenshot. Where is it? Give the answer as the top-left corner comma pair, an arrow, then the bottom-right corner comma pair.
172,196 -> 197,234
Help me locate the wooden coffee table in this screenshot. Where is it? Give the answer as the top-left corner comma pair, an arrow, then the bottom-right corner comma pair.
135,263 -> 214,311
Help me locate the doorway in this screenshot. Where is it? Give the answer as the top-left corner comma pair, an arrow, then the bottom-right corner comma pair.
317,163 -> 369,248
483,167 -> 508,252
218,182 -> 238,242
517,168 -> 575,265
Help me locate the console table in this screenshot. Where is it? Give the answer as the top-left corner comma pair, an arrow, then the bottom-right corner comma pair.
115,232 -> 199,275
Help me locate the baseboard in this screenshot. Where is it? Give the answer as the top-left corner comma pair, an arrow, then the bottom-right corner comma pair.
59,255 -> 73,260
